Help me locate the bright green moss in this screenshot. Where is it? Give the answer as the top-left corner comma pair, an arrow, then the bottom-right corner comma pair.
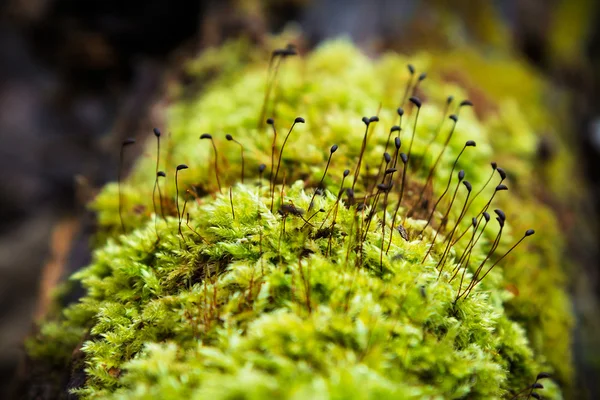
28,38 -> 572,399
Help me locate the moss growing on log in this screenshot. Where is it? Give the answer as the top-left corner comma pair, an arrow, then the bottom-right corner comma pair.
27,39 -> 572,399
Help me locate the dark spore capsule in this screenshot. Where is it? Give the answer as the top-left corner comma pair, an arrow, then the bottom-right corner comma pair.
226,134 -> 233,141
460,100 -> 473,107
491,162 -> 497,170
483,211 -> 491,222
377,183 -> 392,192
463,181 -> 472,192
409,96 -> 422,108
266,118 -> 275,125
536,372 -> 551,380
497,167 -> 507,180
466,140 -> 476,147
343,169 -> 350,177
496,184 -> 508,191
449,114 -> 458,122
258,163 -> 266,173
384,152 -> 391,163
395,137 -> 401,149
279,203 -> 305,216
295,117 -> 305,124
400,153 -> 408,164
458,170 -> 465,180
531,383 -> 544,389
397,107 -> 404,116
200,133 -> 212,140
525,229 -> 535,236
330,144 -> 339,153
494,209 -> 506,222
398,225 -> 409,241
153,128 -> 161,137
369,116 -> 380,123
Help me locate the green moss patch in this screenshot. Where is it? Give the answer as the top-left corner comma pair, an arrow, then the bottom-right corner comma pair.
28,39 -> 572,399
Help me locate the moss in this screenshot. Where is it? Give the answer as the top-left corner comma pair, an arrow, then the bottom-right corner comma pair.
28,38 -> 572,399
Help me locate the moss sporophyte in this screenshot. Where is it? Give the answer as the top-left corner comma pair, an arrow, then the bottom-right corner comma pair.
27,39 -> 573,399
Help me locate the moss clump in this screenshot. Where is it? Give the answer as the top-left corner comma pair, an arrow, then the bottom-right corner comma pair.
28,38 -> 572,399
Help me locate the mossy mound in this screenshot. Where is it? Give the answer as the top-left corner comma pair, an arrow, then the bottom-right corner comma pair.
28,38 -> 572,399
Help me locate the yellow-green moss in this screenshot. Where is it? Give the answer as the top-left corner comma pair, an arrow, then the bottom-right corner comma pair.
28,38 -> 572,399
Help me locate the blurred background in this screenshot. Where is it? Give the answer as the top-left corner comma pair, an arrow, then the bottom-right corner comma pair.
0,0 -> 599,398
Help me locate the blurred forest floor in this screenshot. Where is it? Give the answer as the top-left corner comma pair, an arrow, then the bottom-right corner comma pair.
0,0 -> 599,398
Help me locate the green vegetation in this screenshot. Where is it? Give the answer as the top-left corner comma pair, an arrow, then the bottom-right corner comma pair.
27,38 -> 572,399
